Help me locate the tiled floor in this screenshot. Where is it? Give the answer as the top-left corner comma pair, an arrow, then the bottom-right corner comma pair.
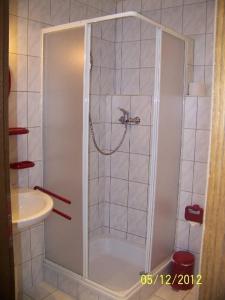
22,282 -> 198,300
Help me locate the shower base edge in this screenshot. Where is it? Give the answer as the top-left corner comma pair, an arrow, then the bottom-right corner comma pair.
43,257 -> 170,300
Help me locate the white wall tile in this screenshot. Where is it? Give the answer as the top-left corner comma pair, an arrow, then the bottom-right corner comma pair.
128,208 -> 147,237
29,0 -> 51,23
142,0 -> 162,11
111,152 -> 129,179
123,0 -> 141,12
13,230 -> 31,265
178,191 -> 192,221
184,96 -> 197,129
50,0 -> 70,25
28,56 -> 41,92
70,0 -> 87,22
28,92 -> 41,127
205,34 -> 214,66
90,67 -> 100,94
140,68 -> 155,95
127,234 -> 145,246
101,40 -> 115,68
9,53 -> 28,91
193,66 -> 205,82
8,92 -> 27,127
111,123 -> 129,152
204,65 -> 213,96
122,41 -> 140,68
162,0 -> 183,8
9,134 -> 28,162
182,129 -> 195,161
19,260 -> 33,291
100,68 -> 115,95
183,3 -> 207,35
131,96 -> 151,126
161,6 -> 183,33
110,204 -> 127,231
10,0 -> 29,18
130,126 -> 150,155
189,225 -> 203,253
128,182 -> 148,210
175,220 -> 189,249
141,13 -> 158,40
89,179 -> 99,205
122,18 -> 141,41
193,162 -> 208,194
9,15 -> 28,55
101,20 -> 116,42
89,205 -> 100,231
28,21 -> 46,57
28,127 -> 42,161
197,97 -> 211,130
206,0 -> 215,34
122,69 -> 140,95
191,34 -> 206,66
28,160 -> 43,187
31,255 -> 44,284
111,178 -> 128,206
141,39 -> 155,68
31,223 -> 45,258
195,130 -> 210,162
180,160 -> 194,192
129,154 -> 149,183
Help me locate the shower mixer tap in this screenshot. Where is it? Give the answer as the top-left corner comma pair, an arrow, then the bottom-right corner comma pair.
118,108 -> 140,125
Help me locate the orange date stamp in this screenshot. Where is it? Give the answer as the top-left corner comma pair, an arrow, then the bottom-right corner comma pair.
140,274 -> 202,286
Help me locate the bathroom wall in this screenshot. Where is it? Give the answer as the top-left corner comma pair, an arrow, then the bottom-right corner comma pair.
115,0 -> 215,272
9,0 -> 116,296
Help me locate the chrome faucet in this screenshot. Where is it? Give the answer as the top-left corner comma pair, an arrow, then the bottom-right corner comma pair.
118,108 -> 140,125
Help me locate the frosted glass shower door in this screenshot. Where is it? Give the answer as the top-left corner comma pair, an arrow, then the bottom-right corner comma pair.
149,31 -> 185,270
43,26 -> 85,275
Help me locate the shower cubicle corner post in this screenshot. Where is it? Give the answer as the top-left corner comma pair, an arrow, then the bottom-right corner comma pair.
145,27 -> 162,274
82,22 -> 91,279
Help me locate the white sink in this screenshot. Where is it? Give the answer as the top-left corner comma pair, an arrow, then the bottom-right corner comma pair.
11,188 -> 53,231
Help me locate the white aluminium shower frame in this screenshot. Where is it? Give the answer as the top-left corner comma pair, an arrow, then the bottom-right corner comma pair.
41,11 -> 189,298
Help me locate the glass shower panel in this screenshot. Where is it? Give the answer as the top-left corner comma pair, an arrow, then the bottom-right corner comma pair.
88,17 -> 156,292
43,26 -> 85,275
150,32 -> 185,270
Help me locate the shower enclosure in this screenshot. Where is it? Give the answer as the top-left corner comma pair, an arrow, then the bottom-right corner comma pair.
42,12 -> 188,299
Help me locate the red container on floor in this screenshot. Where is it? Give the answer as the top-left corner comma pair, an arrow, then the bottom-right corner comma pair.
171,251 -> 195,290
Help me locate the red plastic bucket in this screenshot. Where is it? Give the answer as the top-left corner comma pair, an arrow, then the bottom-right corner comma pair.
171,251 -> 195,290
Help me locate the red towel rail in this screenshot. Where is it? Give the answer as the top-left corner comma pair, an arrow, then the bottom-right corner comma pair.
52,208 -> 72,220
34,186 -> 71,204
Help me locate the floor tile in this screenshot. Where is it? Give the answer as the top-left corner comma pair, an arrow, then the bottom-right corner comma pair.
25,281 -> 57,300
45,290 -> 77,300
155,285 -> 191,300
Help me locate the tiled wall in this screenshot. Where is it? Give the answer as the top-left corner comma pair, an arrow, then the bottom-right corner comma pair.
13,223 -> 45,299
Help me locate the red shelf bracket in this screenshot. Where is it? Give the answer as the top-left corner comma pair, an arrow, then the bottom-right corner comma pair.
10,161 -> 35,169
9,127 -> 29,135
